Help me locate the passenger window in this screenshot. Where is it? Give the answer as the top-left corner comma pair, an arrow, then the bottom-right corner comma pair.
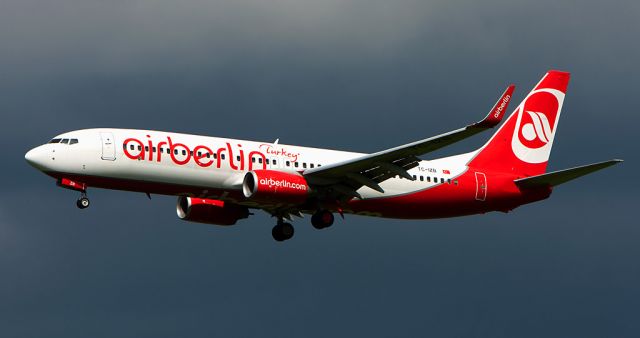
258,158 -> 263,164
49,139 -> 61,144
294,162 -> 299,168
167,149 -> 170,154
221,154 -> 225,160
441,178 -> 445,183
447,179 -> 451,184
138,146 -> 142,151
420,176 -> 424,181
213,153 -> 217,159
206,153 -> 211,159
145,146 -> 149,152
251,157 -> 256,163
318,164 -> 321,167
237,155 -> 240,161
152,147 -> 156,153
61,139 -> 69,144
273,159 -> 277,165
190,151 -> 193,156
303,163 -> 307,168
197,152 -> 201,157
266,159 -> 270,165
310,163 -> 314,168
427,177 -> 431,182
286,161 -> 290,167
413,175 -> 416,180
182,150 -> 187,156
174,149 -> 178,155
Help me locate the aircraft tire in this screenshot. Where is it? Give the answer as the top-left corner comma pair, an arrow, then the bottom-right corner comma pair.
311,210 -> 334,229
76,197 -> 90,209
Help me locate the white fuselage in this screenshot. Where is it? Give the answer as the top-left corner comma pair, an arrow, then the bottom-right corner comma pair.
26,128 -> 472,203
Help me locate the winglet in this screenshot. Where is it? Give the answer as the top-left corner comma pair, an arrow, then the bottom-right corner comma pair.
471,84 -> 515,128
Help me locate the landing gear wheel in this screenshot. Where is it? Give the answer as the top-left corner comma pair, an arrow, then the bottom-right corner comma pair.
281,223 -> 294,240
311,210 -> 334,229
272,222 -> 295,241
272,225 -> 284,242
76,196 -> 90,209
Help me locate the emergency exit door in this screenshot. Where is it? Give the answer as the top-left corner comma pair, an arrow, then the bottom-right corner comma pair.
475,172 -> 487,201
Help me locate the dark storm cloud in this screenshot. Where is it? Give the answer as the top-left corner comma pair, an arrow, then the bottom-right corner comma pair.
0,0 -> 638,337
1,0 -> 637,151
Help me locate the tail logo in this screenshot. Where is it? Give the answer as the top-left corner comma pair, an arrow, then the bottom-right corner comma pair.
511,89 -> 564,163
520,110 -> 552,147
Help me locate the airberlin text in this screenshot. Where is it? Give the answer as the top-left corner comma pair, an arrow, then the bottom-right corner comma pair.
494,95 -> 511,119
260,178 -> 308,191
122,135 -> 295,171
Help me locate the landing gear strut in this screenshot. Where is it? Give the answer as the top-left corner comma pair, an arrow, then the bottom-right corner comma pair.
311,209 -> 334,229
272,220 -> 295,242
76,193 -> 90,209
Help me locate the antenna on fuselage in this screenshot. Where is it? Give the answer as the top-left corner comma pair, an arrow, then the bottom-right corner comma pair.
274,138 -> 279,144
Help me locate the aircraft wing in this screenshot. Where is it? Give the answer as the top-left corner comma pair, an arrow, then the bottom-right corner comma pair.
303,84 -> 515,199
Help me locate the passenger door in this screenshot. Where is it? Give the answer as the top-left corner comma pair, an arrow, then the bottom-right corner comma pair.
100,132 -> 116,161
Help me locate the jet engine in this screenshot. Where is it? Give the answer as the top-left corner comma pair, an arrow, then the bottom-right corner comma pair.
242,170 -> 310,204
176,196 -> 249,226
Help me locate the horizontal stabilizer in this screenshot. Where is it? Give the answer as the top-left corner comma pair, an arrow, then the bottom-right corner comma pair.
514,159 -> 623,189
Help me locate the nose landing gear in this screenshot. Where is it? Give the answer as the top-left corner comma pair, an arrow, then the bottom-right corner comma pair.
57,178 -> 90,210
76,193 -> 90,209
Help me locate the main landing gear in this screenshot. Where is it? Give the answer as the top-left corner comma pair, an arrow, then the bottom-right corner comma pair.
271,210 -> 335,242
272,220 -> 295,242
311,209 -> 334,229
76,193 -> 90,209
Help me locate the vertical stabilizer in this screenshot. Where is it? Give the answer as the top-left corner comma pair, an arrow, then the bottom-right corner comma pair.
468,70 -> 570,176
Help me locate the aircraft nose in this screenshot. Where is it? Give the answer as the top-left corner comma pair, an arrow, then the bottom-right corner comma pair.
25,146 -> 48,170
25,148 -> 36,165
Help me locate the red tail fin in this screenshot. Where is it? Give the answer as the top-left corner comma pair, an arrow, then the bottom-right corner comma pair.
468,70 -> 571,177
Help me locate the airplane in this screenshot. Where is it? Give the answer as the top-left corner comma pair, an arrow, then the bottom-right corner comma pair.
25,70 -> 622,241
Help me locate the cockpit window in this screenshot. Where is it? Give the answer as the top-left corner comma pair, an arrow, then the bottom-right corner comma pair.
49,138 -> 78,145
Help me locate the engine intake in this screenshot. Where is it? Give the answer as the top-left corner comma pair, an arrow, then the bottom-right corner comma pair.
176,196 -> 249,226
243,170 -> 310,204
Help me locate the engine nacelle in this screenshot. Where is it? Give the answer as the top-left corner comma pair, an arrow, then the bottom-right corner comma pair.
242,170 -> 310,204
176,197 -> 249,226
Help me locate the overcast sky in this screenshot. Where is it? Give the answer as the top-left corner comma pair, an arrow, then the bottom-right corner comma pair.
1,0 -> 638,337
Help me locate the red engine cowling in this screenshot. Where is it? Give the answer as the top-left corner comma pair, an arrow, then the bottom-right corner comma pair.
176,197 -> 249,226
242,170 -> 310,204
